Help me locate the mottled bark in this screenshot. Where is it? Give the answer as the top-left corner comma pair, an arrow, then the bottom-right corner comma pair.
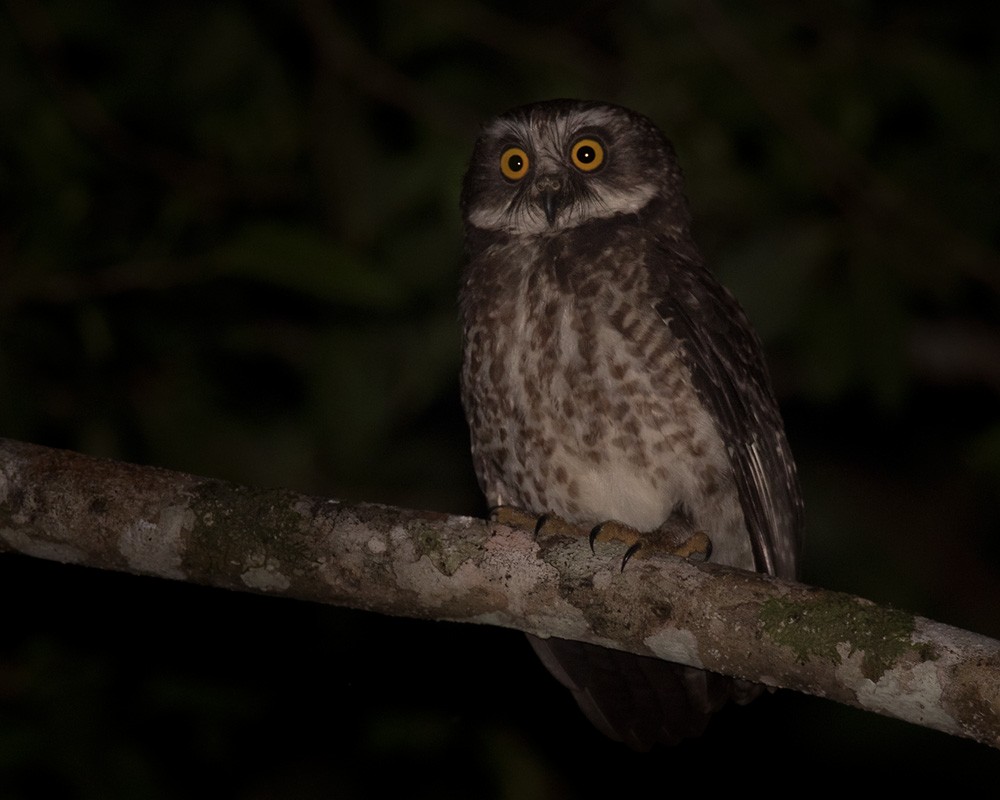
1,437 -> 997,748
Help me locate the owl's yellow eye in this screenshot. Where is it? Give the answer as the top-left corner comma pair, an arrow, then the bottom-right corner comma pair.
500,147 -> 530,180
570,138 -> 604,172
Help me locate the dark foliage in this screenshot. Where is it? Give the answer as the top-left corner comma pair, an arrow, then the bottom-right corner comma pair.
2,1 -> 999,795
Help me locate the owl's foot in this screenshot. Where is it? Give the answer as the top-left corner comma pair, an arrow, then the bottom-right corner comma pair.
488,505 -> 580,538
668,529 -> 713,561
590,520 -> 713,571
489,505 -> 712,572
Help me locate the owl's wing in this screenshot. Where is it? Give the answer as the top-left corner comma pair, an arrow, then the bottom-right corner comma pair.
652,239 -> 803,579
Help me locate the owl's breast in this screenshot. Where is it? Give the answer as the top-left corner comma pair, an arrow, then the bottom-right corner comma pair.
460,242 -> 749,565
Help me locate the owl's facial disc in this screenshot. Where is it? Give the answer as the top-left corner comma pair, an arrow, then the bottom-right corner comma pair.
463,102 -> 669,235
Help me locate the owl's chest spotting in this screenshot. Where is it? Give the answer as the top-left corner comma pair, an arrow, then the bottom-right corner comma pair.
461,244 -> 736,536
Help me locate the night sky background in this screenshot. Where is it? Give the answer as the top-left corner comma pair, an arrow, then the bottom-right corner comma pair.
2,1 -> 1000,796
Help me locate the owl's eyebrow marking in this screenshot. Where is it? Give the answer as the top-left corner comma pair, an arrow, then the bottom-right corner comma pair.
496,133 -> 530,150
566,125 -> 610,142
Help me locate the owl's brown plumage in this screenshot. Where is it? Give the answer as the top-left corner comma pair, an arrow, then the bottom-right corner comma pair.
459,100 -> 803,749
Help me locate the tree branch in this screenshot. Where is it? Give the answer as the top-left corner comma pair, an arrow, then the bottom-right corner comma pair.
1,437 -> 997,748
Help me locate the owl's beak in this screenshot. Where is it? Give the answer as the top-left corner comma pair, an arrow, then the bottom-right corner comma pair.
539,190 -> 561,226
533,174 -> 564,226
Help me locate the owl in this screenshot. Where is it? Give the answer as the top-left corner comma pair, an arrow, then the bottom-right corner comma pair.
458,99 -> 803,749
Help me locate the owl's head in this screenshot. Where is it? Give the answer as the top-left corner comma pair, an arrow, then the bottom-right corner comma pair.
461,100 -> 689,236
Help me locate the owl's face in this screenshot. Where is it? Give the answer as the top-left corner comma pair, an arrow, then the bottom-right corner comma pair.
461,100 -> 687,236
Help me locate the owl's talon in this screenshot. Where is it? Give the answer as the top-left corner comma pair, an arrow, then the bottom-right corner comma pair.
590,519 -> 642,549
621,541 -> 642,571
588,524 -> 601,553
590,520 -> 644,569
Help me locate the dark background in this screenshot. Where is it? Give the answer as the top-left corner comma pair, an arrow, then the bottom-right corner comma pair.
2,1 -> 999,796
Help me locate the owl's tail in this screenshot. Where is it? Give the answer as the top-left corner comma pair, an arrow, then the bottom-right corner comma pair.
527,634 -> 761,750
